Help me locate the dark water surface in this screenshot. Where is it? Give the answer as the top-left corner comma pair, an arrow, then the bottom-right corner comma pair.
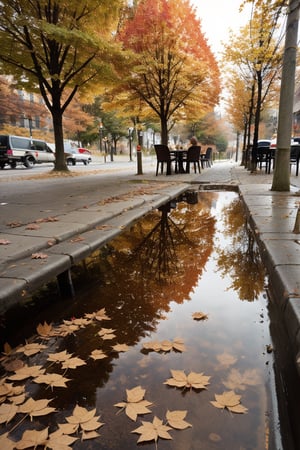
0,191 -> 295,449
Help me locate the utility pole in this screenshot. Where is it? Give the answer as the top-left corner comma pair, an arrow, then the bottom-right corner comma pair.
271,0 -> 300,191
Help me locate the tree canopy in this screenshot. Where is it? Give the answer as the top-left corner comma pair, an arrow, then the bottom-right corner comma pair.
0,0 -> 122,170
112,0 -> 221,144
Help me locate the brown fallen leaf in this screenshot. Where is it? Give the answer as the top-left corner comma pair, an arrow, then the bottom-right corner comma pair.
46,431 -> 78,449
164,370 -> 210,390
2,342 -> 13,356
47,350 -> 73,363
36,321 -> 53,337
0,402 -> 18,424
33,373 -> 70,390
35,216 -> 58,223
210,390 -> 248,414
26,223 -> 40,230
6,221 -> 23,228
98,327 -> 116,340
85,308 -> 111,321
61,356 -> 86,370
143,338 -> 186,353
0,432 -> 15,450
166,410 -> 192,430
18,398 -> 56,420
114,386 -> 152,421
70,236 -> 85,243
16,342 -> 47,357
31,252 -> 48,259
8,364 -> 45,381
90,349 -> 108,360
15,427 -> 48,449
0,239 -> 11,245
66,405 -> 104,435
112,343 -> 129,352
132,416 -> 172,444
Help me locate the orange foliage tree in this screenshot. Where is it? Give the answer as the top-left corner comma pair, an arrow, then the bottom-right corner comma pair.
114,0 -> 221,144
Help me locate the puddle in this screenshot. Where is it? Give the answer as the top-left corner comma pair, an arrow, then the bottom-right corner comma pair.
0,191 -> 292,449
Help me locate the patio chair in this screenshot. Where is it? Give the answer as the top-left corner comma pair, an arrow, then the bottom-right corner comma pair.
154,144 -> 176,175
201,147 -> 213,168
185,145 -> 201,173
290,145 -> 300,176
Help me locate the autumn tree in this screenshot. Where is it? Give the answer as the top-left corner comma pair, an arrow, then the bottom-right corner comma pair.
222,1 -> 283,169
113,0 -> 220,145
0,0 -> 122,171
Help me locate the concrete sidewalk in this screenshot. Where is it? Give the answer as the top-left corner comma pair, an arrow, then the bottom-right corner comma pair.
0,158 -> 300,375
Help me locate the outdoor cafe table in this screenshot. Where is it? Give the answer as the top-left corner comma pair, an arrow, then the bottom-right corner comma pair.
170,149 -> 187,174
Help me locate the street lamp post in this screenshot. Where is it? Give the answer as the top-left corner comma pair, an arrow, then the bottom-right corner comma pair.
136,124 -> 143,175
128,127 -> 133,161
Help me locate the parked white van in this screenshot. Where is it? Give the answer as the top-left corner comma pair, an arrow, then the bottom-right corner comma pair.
0,135 -> 55,169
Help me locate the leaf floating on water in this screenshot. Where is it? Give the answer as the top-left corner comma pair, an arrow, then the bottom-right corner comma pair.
0,402 -> 18,424
90,349 -> 108,360
85,307 -> 111,321
8,364 -> 45,381
18,398 -> 56,419
112,343 -> 129,352
15,427 -> 48,449
114,386 -> 152,421
47,350 -> 73,363
166,410 -> 192,430
132,416 -> 172,444
164,370 -> 210,390
36,321 -> 53,337
46,430 -> 78,449
0,432 -> 15,450
61,356 -> 86,370
98,327 -> 116,340
210,390 -> 248,414
33,373 -> 70,390
142,338 -> 186,353
66,405 -> 104,435
192,311 -> 208,321
16,342 -> 47,357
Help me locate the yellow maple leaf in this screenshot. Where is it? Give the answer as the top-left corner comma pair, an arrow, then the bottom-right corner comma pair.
164,370 -> 210,390
210,390 -> 248,414
166,410 -> 192,430
0,432 -> 15,450
18,398 -> 56,420
36,321 -> 53,337
15,428 -> 48,449
112,343 -> 129,352
132,416 -> 172,443
8,364 -> 45,381
0,403 -> 18,424
33,373 -> 70,389
90,349 -> 107,360
114,386 -> 152,421
16,342 -> 47,357
61,357 -> 86,370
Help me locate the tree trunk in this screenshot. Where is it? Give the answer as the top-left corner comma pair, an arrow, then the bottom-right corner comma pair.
251,71 -> 262,172
271,0 -> 299,191
160,115 -> 168,145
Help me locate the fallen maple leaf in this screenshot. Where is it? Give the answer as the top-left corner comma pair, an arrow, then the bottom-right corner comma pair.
166,410 -> 192,430
90,349 -> 107,360
85,307 -> 111,321
16,342 -> 47,357
2,342 -> 12,356
8,364 -> 45,381
210,390 -> 248,414
33,373 -> 70,390
31,252 -> 48,259
61,356 -> 86,370
46,431 -> 78,450
66,405 -> 104,435
0,239 -> 11,245
132,416 -> 172,444
112,343 -> 129,352
0,432 -> 15,450
98,327 -> 116,340
36,321 -> 53,337
26,223 -> 40,230
15,427 -> 48,449
0,402 -> 18,424
164,370 -> 210,390
47,350 -> 73,363
18,398 -> 56,420
143,338 -> 186,353
114,386 -> 152,421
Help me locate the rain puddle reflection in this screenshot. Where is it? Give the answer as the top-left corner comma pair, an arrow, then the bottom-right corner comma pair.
1,191 -> 277,449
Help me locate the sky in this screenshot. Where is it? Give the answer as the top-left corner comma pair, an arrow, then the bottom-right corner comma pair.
191,0 -> 251,57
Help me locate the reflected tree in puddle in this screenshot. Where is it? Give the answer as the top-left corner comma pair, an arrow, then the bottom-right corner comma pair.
216,198 -> 265,301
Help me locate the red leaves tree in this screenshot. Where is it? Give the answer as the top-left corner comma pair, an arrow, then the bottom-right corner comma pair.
116,0 -> 221,144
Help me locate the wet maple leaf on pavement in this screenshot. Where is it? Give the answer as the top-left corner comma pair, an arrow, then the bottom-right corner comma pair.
132,416 -> 173,444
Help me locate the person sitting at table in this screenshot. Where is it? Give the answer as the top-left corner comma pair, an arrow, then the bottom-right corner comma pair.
185,136 -> 201,173
189,136 -> 198,146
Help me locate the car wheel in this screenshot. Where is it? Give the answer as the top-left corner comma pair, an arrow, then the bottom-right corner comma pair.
83,160 -> 88,165
24,156 -> 35,168
10,161 -> 17,169
0,162 -> 5,169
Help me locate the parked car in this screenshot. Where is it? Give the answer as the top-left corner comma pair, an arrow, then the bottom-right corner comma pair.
257,139 -> 271,147
270,136 -> 300,149
65,148 -> 92,166
0,135 -> 55,169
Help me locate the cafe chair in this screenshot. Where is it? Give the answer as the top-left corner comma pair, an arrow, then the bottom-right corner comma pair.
255,145 -> 272,173
185,145 -> 201,173
201,147 -> 213,168
290,145 -> 300,176
154,144 -> 176,175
